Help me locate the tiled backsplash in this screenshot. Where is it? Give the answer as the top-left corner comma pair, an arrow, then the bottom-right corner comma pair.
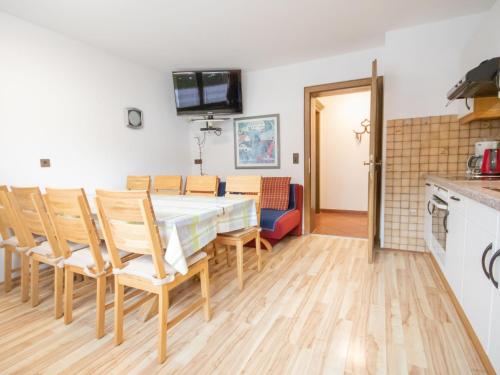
384,115 -> 500,251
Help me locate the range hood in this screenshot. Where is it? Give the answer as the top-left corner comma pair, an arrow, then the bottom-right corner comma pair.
447,57 -> 500,101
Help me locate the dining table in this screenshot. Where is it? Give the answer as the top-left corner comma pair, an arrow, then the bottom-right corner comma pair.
87,193 -> 258,275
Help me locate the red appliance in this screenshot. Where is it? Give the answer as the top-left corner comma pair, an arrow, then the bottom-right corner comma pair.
481,149 -> 500,175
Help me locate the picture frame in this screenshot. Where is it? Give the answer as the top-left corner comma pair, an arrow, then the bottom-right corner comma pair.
233,114 -> 280,169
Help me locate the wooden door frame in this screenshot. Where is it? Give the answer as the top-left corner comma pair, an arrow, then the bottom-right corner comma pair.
303,77 -> 383,234
314,99 -> 324,213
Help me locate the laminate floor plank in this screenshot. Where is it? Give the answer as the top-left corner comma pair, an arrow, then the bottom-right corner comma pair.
0,235 -> 486,374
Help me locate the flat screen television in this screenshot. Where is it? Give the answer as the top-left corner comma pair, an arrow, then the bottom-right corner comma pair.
172,70 -> 242,115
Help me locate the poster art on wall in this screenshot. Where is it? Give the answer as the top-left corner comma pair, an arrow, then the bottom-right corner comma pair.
233,114 -> 280,169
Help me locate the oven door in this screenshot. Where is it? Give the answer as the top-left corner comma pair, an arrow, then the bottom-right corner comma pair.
431,195 -> 448,254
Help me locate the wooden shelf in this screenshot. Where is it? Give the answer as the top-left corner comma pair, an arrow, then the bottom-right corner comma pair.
459,97 -> 500,124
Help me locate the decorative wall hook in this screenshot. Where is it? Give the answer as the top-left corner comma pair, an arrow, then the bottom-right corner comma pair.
353,118 -> 370,142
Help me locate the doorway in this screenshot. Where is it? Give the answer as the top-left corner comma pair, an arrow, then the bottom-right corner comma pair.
312,87 -> 371,238
304,64 -> 384,262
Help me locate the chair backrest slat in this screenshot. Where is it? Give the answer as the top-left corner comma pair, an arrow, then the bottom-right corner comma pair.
185,176 -> 218,196
153,176 -> 182,195
225,176 -> 263,223
95,190 -> 166,278
44,188 -> 103,266
127,176 -> 151,191
10,186 -> 59,252
0,188 -> 23,243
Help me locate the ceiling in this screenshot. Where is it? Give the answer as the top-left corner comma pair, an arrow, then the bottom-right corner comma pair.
0,0 -> 495,72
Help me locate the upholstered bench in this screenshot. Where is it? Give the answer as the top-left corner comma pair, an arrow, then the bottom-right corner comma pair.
218,180 -> 303,246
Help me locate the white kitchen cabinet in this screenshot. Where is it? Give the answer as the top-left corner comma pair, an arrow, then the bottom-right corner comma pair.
445,192 -> 467,301
424,182 -> 433,251
462,200 -> 498,352
487,219 -> 500,371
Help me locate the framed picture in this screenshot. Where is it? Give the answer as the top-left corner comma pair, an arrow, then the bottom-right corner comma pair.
233,114 -> 280,169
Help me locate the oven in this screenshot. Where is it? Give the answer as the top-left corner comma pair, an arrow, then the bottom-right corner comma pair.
428,193 -> 448,262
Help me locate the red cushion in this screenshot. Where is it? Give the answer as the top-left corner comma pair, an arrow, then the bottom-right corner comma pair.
261,177 -> 291,210
261,209 -> 301,240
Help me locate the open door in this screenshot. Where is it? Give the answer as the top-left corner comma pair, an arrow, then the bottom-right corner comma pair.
367,60 -> 383,263
310,97 -> 317,232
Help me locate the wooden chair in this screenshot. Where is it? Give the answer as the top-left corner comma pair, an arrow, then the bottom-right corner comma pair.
44,188 -> 132,337
126,176 -> 151,191
215,176 -> 263,290
153,176 -> 182,195
10,187 -> 61,307
185,176 -> 218,196
95,190 -> 211,363
0,187 -> 28,293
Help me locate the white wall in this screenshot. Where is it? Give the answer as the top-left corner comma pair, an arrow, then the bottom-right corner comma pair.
319,92 -> 370,211
461,1 -> 500,71
383,13 -> 484,121
0,12 -> 191,281
0,12 -> 191,192
188,47 -> 384,183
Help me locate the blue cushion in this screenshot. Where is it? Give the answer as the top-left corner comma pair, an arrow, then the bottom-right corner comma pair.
288,184 -> 297,210
218,182 -> 226,197
260,208 -> 293,231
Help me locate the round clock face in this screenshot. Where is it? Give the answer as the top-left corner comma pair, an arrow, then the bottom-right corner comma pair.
128,110 -> 142,127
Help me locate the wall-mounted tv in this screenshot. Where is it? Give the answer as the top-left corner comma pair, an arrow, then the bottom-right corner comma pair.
172,69 -> 242,115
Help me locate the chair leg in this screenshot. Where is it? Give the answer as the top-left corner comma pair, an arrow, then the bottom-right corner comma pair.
158,286 -> 169,364
64,268 -> 74,324
54,267 -> 63,319
236,242 -> 244,291
4,248 -> 12,293
114,277 -> 124,346
225,245 -> 231,267
96,275 -> 106,339
30,258 -> 40,307
20,253 -> 30,302
212,243 -> 219,265
200,261 -> 211,321
256,232 -> 262,272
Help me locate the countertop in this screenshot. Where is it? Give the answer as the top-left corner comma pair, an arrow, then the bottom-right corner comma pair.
425,174 -> 500,211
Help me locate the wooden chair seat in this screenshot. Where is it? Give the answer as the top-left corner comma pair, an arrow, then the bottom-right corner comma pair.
114,251 -> 207,285
218,227 -> 259,240
29,240 -> 86,258
1,235 -> 45,249
63,243 -> 127,273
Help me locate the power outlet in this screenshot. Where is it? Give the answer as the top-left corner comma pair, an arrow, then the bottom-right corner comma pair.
40,158 -> 51,168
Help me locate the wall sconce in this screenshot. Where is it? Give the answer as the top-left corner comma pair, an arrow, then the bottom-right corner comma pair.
353,119 -> 370,142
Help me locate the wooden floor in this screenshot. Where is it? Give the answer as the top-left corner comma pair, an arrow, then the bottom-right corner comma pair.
0,236 -> 486,374
313,211 -> 368,238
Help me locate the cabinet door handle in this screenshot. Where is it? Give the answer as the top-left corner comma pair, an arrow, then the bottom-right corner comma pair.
443,211 -> 449,233
450,196 -> 460,201
489,249 -> 500,288
482,243 -> 493,279
427,201 -> 435,215
425,183 -> 431,187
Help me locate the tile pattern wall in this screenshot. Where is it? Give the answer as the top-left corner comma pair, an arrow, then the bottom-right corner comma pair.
384,115 -> 500,251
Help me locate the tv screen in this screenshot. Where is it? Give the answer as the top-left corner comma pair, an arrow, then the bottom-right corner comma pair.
173,70 -> 242,115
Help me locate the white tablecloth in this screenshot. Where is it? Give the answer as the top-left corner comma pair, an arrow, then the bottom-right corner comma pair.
88,194 -> 257,274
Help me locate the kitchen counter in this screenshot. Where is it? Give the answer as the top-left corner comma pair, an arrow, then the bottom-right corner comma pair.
425,174 -> 500,211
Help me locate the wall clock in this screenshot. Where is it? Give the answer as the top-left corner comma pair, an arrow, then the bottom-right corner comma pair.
126,107 -> 143,129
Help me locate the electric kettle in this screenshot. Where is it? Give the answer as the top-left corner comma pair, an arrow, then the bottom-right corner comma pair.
481,148 -> 500,175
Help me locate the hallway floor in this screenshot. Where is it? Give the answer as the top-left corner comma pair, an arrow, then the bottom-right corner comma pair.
312,211 -> 368,238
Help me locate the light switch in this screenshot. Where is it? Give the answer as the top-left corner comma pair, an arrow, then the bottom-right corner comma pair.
293,153 -> 299,164
194,159 -> 202,165
40,159 -> 51,168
